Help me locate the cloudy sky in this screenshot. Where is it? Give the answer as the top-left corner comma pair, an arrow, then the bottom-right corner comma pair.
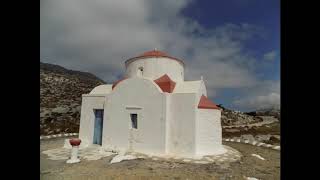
40,0 -> 280,112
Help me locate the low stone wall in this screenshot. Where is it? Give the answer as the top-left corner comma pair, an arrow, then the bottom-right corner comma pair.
40,133 -> 79,140
223,137 -> 280,151
40,133 -> 280,151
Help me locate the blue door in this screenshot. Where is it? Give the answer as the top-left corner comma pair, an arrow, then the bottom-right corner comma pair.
93,109 -> 104,145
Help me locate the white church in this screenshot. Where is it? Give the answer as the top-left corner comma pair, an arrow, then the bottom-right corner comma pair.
79,50 -> 226,158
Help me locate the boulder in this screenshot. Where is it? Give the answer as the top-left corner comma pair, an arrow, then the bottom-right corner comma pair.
52,106 -> 69,114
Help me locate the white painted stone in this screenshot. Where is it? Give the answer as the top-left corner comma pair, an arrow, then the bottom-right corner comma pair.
251,154 -> 265,160
247,177 -> 259,180
251,141 -> 258,145
257,143 -> 265,147
194,161 -> 208,164
273,146 -> 281,150
110,154 -> 137,164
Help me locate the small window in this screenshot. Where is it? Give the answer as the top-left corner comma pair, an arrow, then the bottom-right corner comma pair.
138,67 -> 143,76
130,113 -> 138,129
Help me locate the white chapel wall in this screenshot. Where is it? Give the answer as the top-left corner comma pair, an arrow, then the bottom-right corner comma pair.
167,93 -> 197,157
195,108 -> 225,156
102,77 -> 167,155
78,94 -> 106,147
89,84 -> 112,94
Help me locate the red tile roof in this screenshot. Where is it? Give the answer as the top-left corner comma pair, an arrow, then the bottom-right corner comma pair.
112,77 -> 128,90
154,74 -> 176,93
198,95 -> 219,109
125,50 -> 185,67
139,50 -> 169,57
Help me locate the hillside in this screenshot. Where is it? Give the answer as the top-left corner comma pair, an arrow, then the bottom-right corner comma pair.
40,62 -> 105,135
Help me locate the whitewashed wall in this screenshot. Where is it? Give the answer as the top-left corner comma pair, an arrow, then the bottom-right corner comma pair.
125,57 -> 184,82
195,109 -> 226,156
79,72 -> 224,157
167,93 -> 197,157
79,94 -> 106,147
102,77 -> 167,155
90,84 -> 112,94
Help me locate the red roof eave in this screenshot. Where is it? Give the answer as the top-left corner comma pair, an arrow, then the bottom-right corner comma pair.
198,95 -> 220,110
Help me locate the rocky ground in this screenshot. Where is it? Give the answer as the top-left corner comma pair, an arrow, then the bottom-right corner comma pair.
41,138 -> 279,180
223,116 -> 280,146
40,62 -> 105,135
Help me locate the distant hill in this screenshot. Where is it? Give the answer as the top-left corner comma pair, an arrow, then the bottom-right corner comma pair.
40,62 -> 105,135
216,104 -> 264,126
245,108 -> 280,120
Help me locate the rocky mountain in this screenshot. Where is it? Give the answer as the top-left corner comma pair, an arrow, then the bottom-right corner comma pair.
40,62 -> 105,135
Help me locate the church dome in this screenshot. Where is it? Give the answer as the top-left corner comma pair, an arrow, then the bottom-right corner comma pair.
124,49 -> 185,82
125,49 -> 185,67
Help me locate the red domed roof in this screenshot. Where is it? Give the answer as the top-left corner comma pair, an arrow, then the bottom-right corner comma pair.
112,77 -> 128,90
154,74 -> 176,93
125,49 -> 185,67
198,95 -> 219,109
138,50 -> 169,57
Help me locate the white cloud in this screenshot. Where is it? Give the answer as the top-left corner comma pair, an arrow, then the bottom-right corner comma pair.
232,80 -> 280,111
263,50 -> 277,61
233,93 -> 280,110
41,0 -> 279,110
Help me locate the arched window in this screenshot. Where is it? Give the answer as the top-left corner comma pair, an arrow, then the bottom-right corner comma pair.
137,67 -> 144,76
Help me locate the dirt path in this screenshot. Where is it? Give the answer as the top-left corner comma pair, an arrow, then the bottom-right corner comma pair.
41,138 -> 279,180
